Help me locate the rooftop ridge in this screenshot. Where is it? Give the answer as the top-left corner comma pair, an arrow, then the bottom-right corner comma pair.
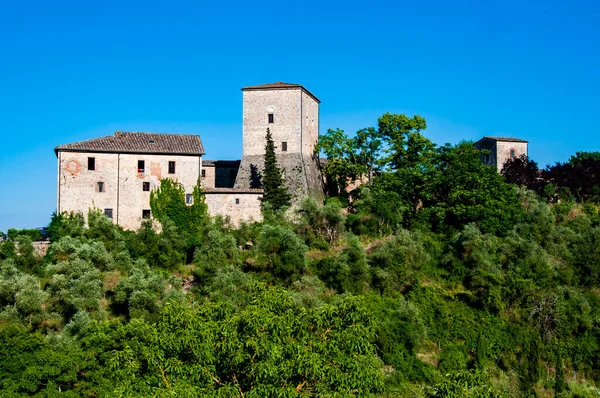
55,131 -> 205,156
242,82 -> 320,103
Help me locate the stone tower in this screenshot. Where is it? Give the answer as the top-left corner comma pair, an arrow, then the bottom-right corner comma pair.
234,82 -> 324,201
474,136 -> 529,172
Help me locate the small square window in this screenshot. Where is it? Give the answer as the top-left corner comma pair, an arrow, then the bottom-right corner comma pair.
282,142 -> 287,152
143,182 -> 150,191
98,181 -> 104,192
268,113 -> 274,123
168,161 -> 176,174
88,157 -> 95,171
235,198 -> 240,205
138,160 -> 145,173
104,208 -> 113,219
142,209 -> 151,219
201,169 -> 206,178
186,194 -> 193,204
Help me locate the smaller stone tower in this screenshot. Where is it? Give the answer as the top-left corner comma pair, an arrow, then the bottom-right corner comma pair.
474,136 -> 529,172
234,82 -> 324,201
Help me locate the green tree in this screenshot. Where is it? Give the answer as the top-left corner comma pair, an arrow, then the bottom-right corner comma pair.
150,178 -> 208,235
260,128 -> 291,212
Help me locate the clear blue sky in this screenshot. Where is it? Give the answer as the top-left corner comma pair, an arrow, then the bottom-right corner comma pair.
1,0 -> 599,231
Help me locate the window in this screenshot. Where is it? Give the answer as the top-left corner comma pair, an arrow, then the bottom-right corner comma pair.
282,142 -> 287,152
142,209 -> 151,219
268,113 -> 274,123
97,181 -> 104,192
235,198 -> 240,205
88,157 -> 95,171
186,194 -> 193,204
201,169 -> 206,178
143,182 -> 150,191
168,161 -> 176,174
510,149 -> 516,159
104,208 -> 113,219
138,160 -> 145,173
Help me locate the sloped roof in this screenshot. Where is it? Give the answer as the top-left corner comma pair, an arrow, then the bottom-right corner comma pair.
242,82 -> 320,103
55,132 -> 205,156
480,136 -> 528,143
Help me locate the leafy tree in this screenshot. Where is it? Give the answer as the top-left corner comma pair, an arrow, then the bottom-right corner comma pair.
316,127 -> 381,194
296,197 -> 346,246
501,154 -> 541,191
427,141 -> 524,235
47,211 -> 86,242
260,128 -> 291,212
256,225 -> 307,282
150,177 -> 208,235
86,286 -> 385,396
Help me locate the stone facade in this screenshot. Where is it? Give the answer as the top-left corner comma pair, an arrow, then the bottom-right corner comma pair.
57,150 -> 202,230
203,189 -> 263,224
234,83 -> 324,202
55,83 -> 326,229
474,136 -> 529,172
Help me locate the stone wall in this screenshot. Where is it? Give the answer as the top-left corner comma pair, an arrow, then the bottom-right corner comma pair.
204,189 -> 263,225
58,151 -> 201,230
242,89 -> 302,157
495,141 -> 528,171
237,87 -> 323,202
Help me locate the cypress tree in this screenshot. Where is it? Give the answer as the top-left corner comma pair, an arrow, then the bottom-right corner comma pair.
261,128 -> 291,211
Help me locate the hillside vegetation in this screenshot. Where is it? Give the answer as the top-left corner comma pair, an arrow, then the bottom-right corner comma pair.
2,114 -> 600,397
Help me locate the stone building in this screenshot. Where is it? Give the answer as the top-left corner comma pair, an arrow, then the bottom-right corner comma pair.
474,136 -> 529,172
55,132 -> 204,230
234,82 -> 324,201
55,82 -> 324,229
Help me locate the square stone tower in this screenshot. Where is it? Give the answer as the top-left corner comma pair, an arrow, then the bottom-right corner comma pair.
474,136 -> 529,172
234,82 -> 324,201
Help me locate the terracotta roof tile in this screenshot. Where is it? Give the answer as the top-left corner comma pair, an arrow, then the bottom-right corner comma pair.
481,136 -> 528,143
242,82 -> 302,89
242,82 -> 320,103
55,132 -> 205,156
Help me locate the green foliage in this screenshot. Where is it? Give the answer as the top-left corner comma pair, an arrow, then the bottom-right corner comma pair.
256,225 -> 307,282
6,113 -> 600,396
47,211 -> 86,241
427,142 -> 524,235
316,127 -> 381,194
7,228 -> 42,242
429,368 -> 509,397
369,229 -> 431,293
296,197 -> 346,246
150,177 -> 209,236
261,128 -> 291,212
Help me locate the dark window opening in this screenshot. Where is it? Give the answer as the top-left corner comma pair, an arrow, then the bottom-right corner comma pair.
201,169 -> 206,178
143,182 -> 150,191
268,113 -> 274,123
138,160 -> 145,173
168,161 -> 176,174
88,157 -> 95,171
104,208 -> 113,219
142,209 -> 151,219
282,142 -> 287,152
98,181 -> 104,192
510,149 -> 516,159
235,198 -> 240,205
186,194 -> 193,204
